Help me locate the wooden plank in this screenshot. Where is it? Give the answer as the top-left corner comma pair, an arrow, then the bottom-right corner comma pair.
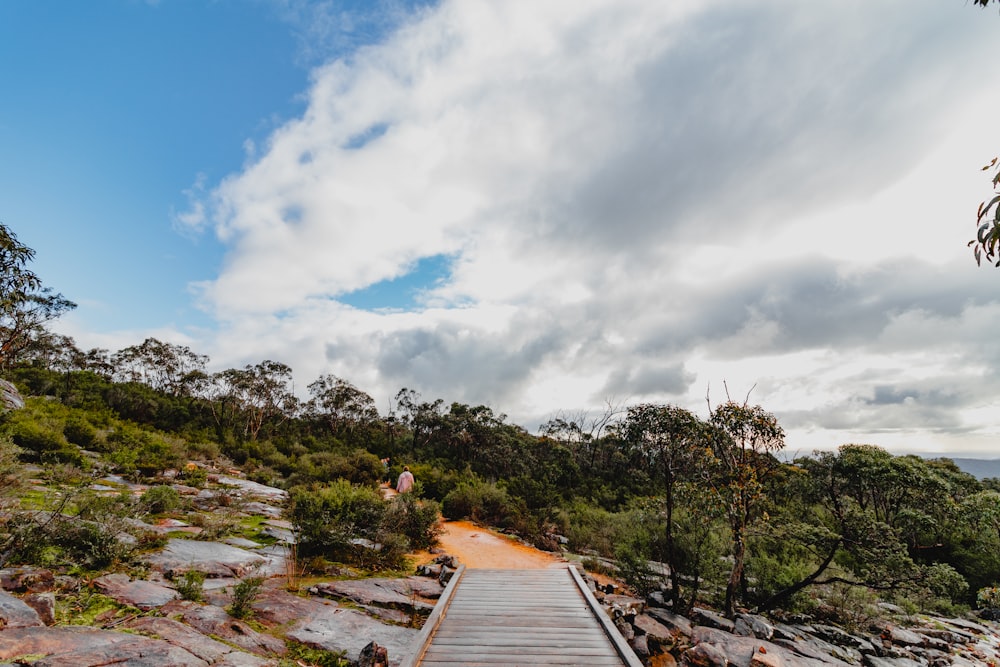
403,565 -> 641,667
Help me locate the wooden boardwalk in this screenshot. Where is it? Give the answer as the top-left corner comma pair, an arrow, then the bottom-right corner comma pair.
401,565 -> 643,667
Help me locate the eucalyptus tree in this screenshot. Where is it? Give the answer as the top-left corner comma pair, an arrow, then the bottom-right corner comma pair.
0,223 -> 74,370
112,338 -> 209,396
622,403 -> 710,608
306,375 -> 380,448
210,360 -> 298,442
708,401 -> 785,617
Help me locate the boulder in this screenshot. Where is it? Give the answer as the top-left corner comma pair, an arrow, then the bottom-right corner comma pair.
0,626 -> 207,667
0,588 -> 43,628
770,637 -> 855,666
735,613 -> 775,640
634,613 -> 676,646
885,626 -> 923,648
93,573 -> 177,610
689,626 -> 822,667
646,607 -> 694,639
0,380 -> 24,411
0,567 -> 54,593
690,607 -> 735,633
864,657 -> 924,667
683,640 -> 730,667
24,591 -> 55,626
311,578 -> 434,612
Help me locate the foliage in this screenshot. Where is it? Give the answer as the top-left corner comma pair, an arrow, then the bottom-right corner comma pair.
0,223 -> 75,370
441,477 -> 526,530
140,485 -> 183,515
174,570 -> 206,602
382,493 -> 441,551
289,480 -> 388,562
978,585 -> 1000,609
228,566 -> 265,619
708,401 -> 785,617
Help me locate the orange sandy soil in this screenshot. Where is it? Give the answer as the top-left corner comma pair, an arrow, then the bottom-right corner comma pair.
418,519 -> 565,569
386,483 -> 620,584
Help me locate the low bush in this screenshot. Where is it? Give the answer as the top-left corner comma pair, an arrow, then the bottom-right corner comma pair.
441,477 -> 525,529
140,485 -> 182,515
383,493 -> 441,551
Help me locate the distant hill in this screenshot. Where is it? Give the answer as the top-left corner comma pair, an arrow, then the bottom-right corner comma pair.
948,458 -> 1000,480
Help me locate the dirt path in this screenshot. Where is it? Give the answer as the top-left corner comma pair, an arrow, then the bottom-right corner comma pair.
433,519 -> 564,569
385,484 -> 564,569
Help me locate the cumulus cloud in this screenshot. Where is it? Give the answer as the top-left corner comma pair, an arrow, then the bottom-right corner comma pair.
179,0 -> 1000,454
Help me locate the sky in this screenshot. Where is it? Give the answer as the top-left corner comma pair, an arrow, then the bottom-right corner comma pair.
2,0 -> 1000,459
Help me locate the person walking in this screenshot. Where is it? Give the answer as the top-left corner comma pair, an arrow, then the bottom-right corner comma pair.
396,465 -> 414,493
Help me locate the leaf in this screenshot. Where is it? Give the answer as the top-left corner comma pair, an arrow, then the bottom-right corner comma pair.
978,222 -> 992,244
975,246 -> 982,266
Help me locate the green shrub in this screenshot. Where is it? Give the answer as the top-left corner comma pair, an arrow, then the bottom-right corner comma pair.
383,493 -> 441,551
441,478 -> 524,529
140,485 -> 182,515
63,416 -> 98,449
228,568 -> 265,619
9,420 -> 83,467
174,570 -> 206,602
290,480 -> 387,560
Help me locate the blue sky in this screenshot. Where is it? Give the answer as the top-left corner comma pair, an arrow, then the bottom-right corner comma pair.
3,1 -> 1000,457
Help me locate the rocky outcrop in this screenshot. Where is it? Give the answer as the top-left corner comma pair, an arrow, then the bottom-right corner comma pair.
592,573 -> 1000,667
93,573 -> 178,610
146,538 -> 269,578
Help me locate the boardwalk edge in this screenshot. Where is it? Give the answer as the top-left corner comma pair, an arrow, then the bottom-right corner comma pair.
398,563 -> 466,667
567,563 -> 645,667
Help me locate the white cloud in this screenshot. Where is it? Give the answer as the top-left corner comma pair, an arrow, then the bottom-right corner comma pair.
175,0 -> 1000,454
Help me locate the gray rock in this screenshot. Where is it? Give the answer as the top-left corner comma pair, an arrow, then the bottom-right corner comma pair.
691,607 -> 736,633
0,626 -> 207,667
261,526 -> 295,543
0,589 -> 43,628
216,476 -> 288,501
146,538 -> 267,578
864,657 -> 924,667
690,626 -> 823,667
771,637 -> 856,666
225,536 -> 264,549
243,502 -> 284,518
633,613 -> 676,645
615,616 -> 635,641
93,573 -> 178,610
645,607 -> 694,639
886,626 -> 923,648
683,640 -> 729,667
24,592 -> 55,626
629,633 -> 649,657
0,380 -> 24,411
312,578 -> 434,612
734,613 -> 775,640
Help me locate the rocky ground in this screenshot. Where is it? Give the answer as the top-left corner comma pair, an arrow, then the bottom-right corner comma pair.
0,472 -> 449,667
2,469 -> 1000,667
585,576 -> 1000,666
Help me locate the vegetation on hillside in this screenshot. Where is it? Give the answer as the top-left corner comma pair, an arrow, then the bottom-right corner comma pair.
2,219 -> 1000,626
